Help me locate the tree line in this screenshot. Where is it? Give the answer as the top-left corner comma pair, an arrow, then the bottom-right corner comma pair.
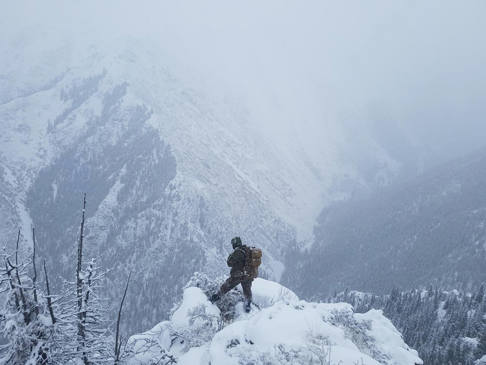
331,284 -> 486,365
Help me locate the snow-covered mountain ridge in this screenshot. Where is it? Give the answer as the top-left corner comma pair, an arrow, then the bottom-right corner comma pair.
0,38 -> 401,332
126,277 -> 422,365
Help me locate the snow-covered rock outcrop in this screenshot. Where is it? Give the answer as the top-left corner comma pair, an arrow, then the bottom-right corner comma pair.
126,278 -> 422,365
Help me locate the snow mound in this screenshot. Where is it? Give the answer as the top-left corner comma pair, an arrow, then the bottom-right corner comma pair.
476,355 -> 486,365
126,279 -> 422,365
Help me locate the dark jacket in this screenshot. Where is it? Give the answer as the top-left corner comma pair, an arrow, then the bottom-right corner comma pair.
227,245 -> 249,276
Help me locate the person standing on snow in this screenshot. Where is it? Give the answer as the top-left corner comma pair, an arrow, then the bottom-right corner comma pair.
210,236 -> 261,313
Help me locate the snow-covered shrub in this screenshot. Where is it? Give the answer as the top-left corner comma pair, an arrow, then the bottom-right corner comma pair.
0,243 -> 53,364
171,286 -> 221,349
46,260 -> 113,364
328,308 -> 378,360
184,272 -> 245,322
0,291 -> 52,364
305,333 -> 333,365
126,283 -> 221,364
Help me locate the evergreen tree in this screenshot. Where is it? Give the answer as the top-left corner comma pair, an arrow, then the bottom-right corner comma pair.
331,283 -> 486,365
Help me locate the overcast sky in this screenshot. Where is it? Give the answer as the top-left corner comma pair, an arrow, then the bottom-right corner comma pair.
2,0 -> 486,170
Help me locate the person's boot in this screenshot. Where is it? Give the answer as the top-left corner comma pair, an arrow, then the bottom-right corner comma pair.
245,300 -> 251,313
210,293 -> 221,303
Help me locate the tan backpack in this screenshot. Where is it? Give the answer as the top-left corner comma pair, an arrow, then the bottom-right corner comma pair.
244,246 -> 262,279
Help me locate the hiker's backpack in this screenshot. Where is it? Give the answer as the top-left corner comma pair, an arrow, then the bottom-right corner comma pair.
244,246 -> 262,279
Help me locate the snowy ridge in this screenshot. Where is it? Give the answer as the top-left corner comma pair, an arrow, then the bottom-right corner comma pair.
0,41 -> 306,331
0,38 -> 403,332
127,278 -> 422,365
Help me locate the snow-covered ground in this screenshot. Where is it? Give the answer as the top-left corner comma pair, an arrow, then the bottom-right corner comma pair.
477,355 -> 486,365
127,278 -> 422,365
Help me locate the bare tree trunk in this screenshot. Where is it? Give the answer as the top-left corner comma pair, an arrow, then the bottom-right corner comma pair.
43,260 -> 56,325
12,229 -> 30,325
76,193 -> 89,365
4,260 -> 20,312
82,262 -> 93,334
84,263 -> 93,306
32,227 -> 39,315
114,272 -> 131,364
31,230 -> 48,365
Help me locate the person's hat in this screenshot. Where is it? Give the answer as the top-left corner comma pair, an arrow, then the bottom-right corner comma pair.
231,236 -> 242,248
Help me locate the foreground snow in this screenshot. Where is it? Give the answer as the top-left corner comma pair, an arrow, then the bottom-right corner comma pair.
126,278 -> 422,365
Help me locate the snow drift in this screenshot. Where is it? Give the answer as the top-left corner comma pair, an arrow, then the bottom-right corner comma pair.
126,277 -> 422,365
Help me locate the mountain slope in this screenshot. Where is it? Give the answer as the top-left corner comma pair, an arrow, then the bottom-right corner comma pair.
0,44 -> 296,332
284,148 -> 486,298
0,38 -> 407,333
126,277 -> 422,365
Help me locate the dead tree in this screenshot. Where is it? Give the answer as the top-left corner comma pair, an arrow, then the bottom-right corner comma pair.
43,259 -> 56,325
76,193 -> 89,364
1,230 -> 50,364
8,229 -> 30,325
4,260 -> 20,312
32,227 -> 39,315
114,272 -> 131,364
80,261 -> 93,349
